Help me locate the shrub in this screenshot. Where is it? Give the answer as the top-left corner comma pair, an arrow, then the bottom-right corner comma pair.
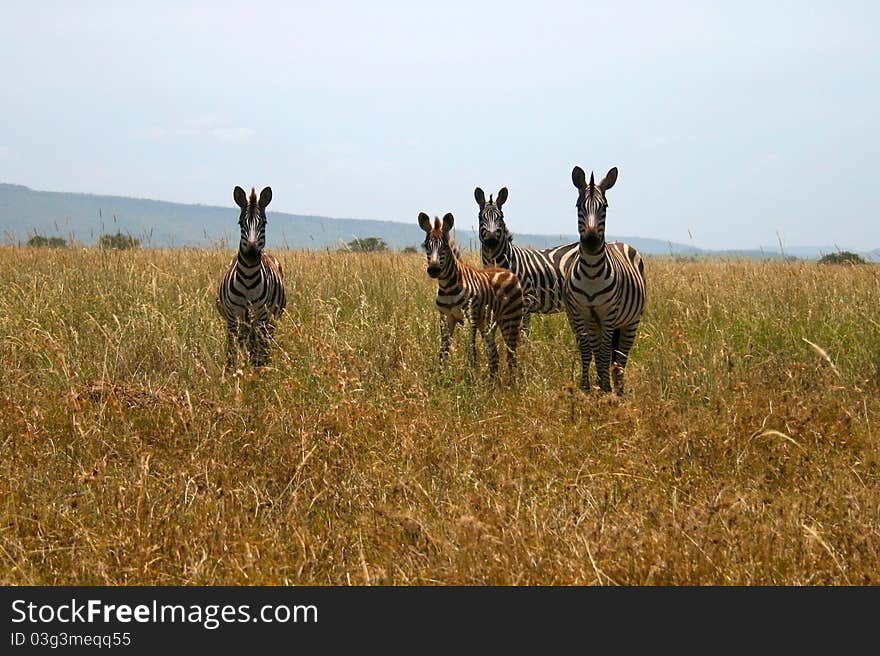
341,237 -> 388,252
818,251 -> 866,265
27,235 -> 67,248
99,231 -> 140,250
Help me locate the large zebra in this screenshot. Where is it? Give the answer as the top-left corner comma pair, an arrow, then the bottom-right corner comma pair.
563,166 -> 646,394
475,186 -> 579,330
216,186 -> 287,368
419,211 -> 524,379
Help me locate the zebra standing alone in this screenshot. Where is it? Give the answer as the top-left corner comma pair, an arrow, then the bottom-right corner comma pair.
476,187 -> 579,331
563,166 -> 646,394
419,212 -> 524,379
216,186 -> 287,368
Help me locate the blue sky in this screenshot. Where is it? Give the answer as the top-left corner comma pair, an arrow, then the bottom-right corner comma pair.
0,1 -> 877,249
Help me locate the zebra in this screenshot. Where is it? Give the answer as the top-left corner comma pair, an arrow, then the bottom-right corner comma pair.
216,185 -> 287,368
475,186 -> 579,332
418,211 -> 524,379
563,166 -> 646,394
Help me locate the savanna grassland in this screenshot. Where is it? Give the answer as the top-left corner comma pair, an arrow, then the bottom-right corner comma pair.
1,246 -> 879,585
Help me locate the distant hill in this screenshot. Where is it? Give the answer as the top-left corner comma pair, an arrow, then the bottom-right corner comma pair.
0,182 -> 692,253
0,183 -> 875,259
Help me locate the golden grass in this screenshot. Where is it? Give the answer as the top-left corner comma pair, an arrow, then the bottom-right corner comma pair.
1,247 -> 878,584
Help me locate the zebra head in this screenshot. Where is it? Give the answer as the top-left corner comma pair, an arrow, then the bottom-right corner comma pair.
572,166 -> 617,254
475,187 -> 509,255
233,185 -> 272,263
418,212 -> 455,278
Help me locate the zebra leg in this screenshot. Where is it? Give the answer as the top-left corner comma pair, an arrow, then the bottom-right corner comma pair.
593,326 -> 615,393
500,316 -> 520,382
468,307 -> 480,370
481,323 -> 500,378
261,321 -> 274,366
566,310 -> 593,391
611,322 -> 639,395
521,311 -> 532,338
246,326 -> 258,367
251,322 -> 270,367
576,332 -> 593,391
439,314 -> 455,363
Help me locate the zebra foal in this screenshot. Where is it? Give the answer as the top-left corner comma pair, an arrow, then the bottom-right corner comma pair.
563,166 -> 646,394
419,212 -> 524,379
216,185 -> 287,368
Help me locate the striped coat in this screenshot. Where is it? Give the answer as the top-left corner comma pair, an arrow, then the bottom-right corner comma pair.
419,212 -> 524,379
563,167 -> 646,394
216,186 -> 287,368
476,187 -> 579,325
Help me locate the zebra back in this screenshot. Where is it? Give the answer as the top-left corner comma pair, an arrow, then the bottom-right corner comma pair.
484,239 -> 580,315
459,262 -> 525,327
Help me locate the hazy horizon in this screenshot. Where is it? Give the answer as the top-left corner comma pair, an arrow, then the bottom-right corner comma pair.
1,1 -> 877,251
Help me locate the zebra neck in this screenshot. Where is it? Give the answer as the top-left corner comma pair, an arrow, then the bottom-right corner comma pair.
236,250 -> 263,276
482,241 -> 510,268
437,254 -> 463,296
576,244 -> 611,279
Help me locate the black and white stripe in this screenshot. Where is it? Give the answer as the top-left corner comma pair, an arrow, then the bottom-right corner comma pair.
563,167 -> 646,394
216,185 -> 287,368
419,212 -> 524,379
476,187 -> 579,329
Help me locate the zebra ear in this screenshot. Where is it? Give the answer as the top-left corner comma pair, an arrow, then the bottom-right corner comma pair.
418,212 -> 432,232
496,187 -> 508,208
258,186 -> 273,209
442,213 -> 455,232
474,187 -> 486,208
572,166 -> 587,190
599,167 -> 618,191
233,186 -> 248,209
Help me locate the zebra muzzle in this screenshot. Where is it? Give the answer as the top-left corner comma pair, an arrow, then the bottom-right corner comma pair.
581,230 -> 602,250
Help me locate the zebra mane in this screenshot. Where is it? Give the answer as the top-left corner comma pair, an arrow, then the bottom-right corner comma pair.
244,187 -> 268,221
449,232 -> 462,259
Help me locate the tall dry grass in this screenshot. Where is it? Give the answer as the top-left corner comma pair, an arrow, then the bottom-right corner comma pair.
1,246 -> 878,584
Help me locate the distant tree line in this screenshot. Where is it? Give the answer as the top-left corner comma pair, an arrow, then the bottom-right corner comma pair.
26,230 -> 141,250
23,231 -> 867,263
